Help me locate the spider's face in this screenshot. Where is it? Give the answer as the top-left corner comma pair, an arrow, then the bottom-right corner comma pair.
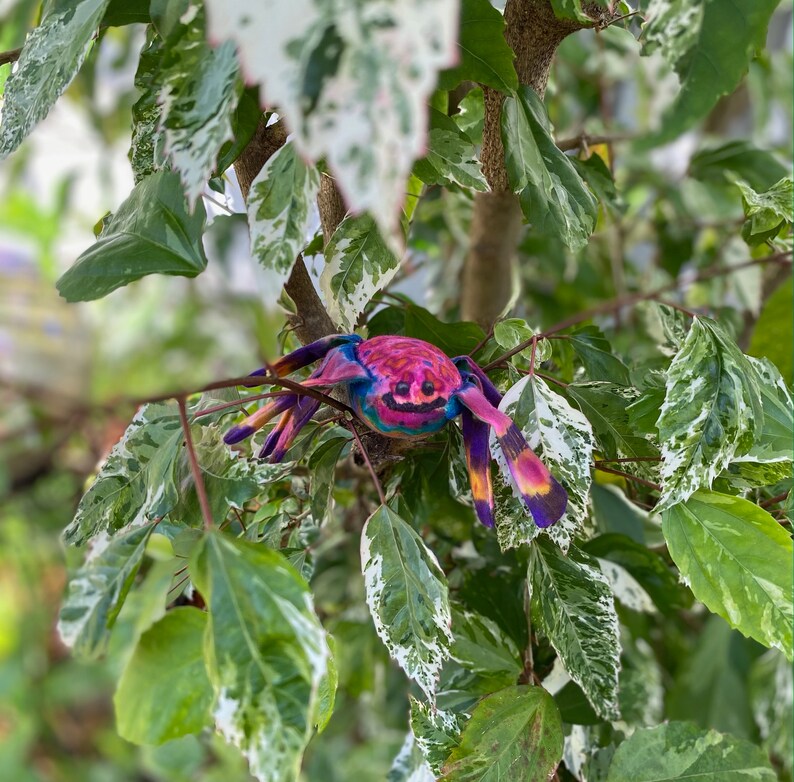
353,336 -> 462,437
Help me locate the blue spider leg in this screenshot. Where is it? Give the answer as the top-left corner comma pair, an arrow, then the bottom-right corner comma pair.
461,407 -> 495,527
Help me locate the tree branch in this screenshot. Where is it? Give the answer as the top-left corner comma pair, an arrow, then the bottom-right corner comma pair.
0,47 -> 22,67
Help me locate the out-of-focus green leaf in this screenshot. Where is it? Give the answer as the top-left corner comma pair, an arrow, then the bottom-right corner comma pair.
361,505 -> 453,699
404,305 -> 486,356
308,435 -> 349,525
63,402 -> 183,546
438,0 -> 518,93
440,686 -> 563,781
159,8 -> 241,205
454,87 -> 485,145
689,141 -> 789,192
529,540 -> 621,721
190,531 -> 328,782
130,27 -> 167,182
322,215 -> 401,332
449,606 -> 522,678
115,608 -> 213,745
413,108 -> 488,192
605,721 -> 776,782
58,522 -> 157,658
656,317 -> 762,511
0,0 -> 111,161
568,326 -> 631,385
662,490 -> 793,659
737,177 -> 793,245
56,171 -> 208,302
572,153 -> 624,215
749,650 -> 793,777
667,616 -> 757,739
496,376 -> 594,552
493,318 -> 551,363
248,141 -> 321,284
501,87 -> 597,251
749,282 -> 793,385
102,0 -> 150,26
640,0 -> 779,146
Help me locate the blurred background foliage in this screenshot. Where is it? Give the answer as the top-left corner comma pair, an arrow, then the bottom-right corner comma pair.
0,0 -> 792,779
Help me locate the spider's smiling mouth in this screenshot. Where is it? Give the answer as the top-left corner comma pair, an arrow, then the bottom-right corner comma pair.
381,393 -> 447,413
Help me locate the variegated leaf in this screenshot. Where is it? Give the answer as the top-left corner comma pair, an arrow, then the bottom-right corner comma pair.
410,697 -> 464,775
190,531 -> 328,782
361,506 -> 453,700
493,375 -> 594,553
321,214 -> 400,331
529,539 -> 621,721
203,0 -> 458,240
389,733 -> 436,782
0,0 -> 111,160
248,141 -> 321,283
159,6 -> 241,205
656,317 -> 763,511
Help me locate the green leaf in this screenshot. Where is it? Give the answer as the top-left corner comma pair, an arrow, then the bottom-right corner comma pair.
63,402 -> 184,546
437,0 -> 518,93
410,698 -> 464,775
115,607 -> 213,745
413,109 -> 488,192
749,650 -> 793,777
248,141 -> 321,284
308,435 -> 350,525
321,214 -> 401,332
449,606 -> 522,678
159,8 -> 241,205
495,376 -> 595,552
214,87 -> 264,174
102,0 -> 150,26
0,0 -> 111,161
567,382 -> 660,464
404,305 -> 486,357
568,326 -> 631,385
550,0 -> 608,23
493,318 -> 551,363
737,177 -> 793,245
389,733 -> 435,782
656,317 -> 762,511
501,86 -> 597,251
130,28 -> 167,182
640,0 -> 780,146
689,140 -> 789,193
749,282 -> 793,385
454,88 -> 484,145
667,616 -> 757,740
190,531 -> 328,782
529,539 -> 621,720
440,686 -> 563,782
583,533 -> 687,614
57,522 -> 157,658
662,490 -> 793,659
56,171 -> 208,302
360,505 -> 453,700
605,721 -> 777,782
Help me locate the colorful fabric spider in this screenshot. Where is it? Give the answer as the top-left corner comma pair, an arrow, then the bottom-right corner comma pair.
224,334 -> 567,529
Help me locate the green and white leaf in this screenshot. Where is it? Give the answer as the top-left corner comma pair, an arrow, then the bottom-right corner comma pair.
321,214 -> 401,331
596,558 -> 656,614
389,733 -> 435,782
307,434 -> 350,525
56,171 -> 208,302
190,531 -> 328,782
204,0 -> 458,240
0,0 -> 111,160
750,650 -> 793,777
440,686 -> 564,782
493,318 -> 551,363
662,491 -> 793,659
410,697 -> 464,775
159,6 -> 241,205
494,375 -> 594,553
63,402 -> 184,546
656,316 -> 762,511
361,505 -> 453,700
437,0 -> 518,93
58,522 -> 157,658
640,0 -> 780,146
605,721 -> 777,782
737,177 -> 794,245
115,607 -> 214,745
501,86 -> 597,251
248,141 -> 321,284
529,539 -> 621,721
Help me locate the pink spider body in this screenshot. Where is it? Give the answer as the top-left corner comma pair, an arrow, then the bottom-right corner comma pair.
224,334 -> 567,529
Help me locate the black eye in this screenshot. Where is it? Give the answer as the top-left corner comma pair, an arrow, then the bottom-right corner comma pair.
421,381 -> 435,396
395,381 -> 410,396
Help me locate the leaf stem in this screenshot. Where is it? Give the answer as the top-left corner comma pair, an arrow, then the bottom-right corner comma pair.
345,422 -> 386,506
760,491 -> 790,508
178,396 -> 214,531
0,47 -> 22,67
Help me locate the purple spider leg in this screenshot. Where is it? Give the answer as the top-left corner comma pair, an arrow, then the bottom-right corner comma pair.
249,334 -> 363,379
267,396 -> 322,462
224,394 -> 298,444
461,408 -> 495,528
454,381 -> 567,528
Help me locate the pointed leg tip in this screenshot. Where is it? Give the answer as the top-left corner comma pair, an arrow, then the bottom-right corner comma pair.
527,483 -> 567,528
474,500 -> 495,528
223,425 -> 255,445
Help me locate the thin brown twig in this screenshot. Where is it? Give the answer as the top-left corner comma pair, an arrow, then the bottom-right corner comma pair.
345,422 -> 386,506
193,390 -> 293,419
468,323 -> 495,357
593,464 -> 662,491
595,456 -> 662,464
536,371 -> 568,389
483,251 -> 792,370
556,131 -> 635,152
0,47 -> 22,67
178,396 -> 214,531
760,491 -> 790,508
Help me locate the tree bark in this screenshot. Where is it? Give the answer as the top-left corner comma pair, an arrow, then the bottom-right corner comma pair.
461,0 -> 610,327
